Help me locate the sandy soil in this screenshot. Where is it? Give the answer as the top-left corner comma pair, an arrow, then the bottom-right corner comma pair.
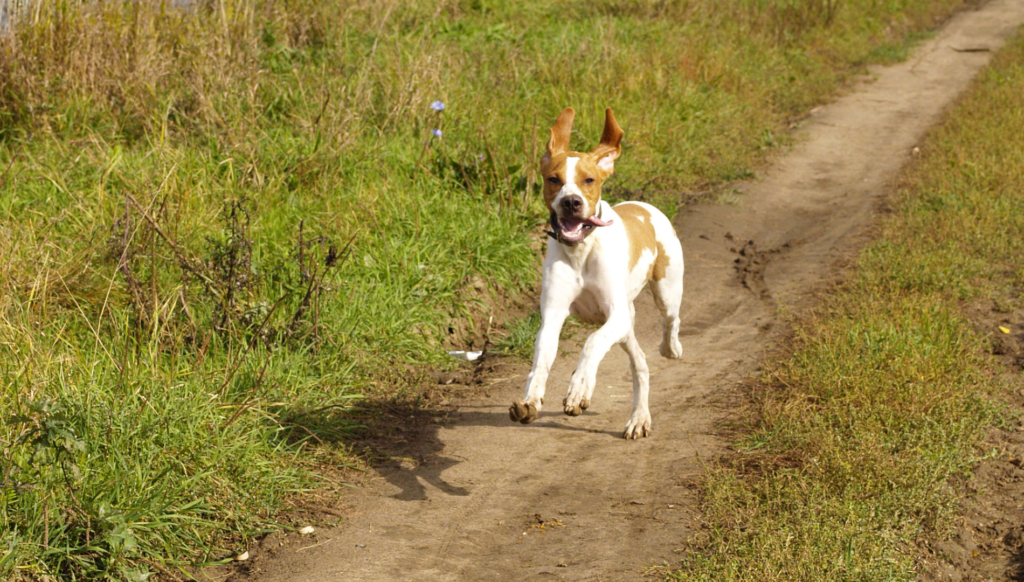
216,2 -> 1024,580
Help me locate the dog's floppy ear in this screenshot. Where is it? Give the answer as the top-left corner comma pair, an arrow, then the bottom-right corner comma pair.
542,107 -> 575,164
591,108 -> 623,174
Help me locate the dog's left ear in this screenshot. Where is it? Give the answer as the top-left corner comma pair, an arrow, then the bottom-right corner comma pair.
591,108 -> 623,174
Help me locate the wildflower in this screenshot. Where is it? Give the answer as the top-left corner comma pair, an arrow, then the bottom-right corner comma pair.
430,101 -> 445,112
432,129 -> 443,138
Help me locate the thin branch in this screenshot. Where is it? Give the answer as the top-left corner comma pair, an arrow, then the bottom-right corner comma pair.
218,293 -> 288,397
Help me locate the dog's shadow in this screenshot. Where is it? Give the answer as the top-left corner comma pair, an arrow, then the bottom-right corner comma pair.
456,405 -> 623,438
278,348 -> 629,502
408,409 -> 626,499
280,387 -> 623,501
353,396 -> 471,502
373,404 -> 623,501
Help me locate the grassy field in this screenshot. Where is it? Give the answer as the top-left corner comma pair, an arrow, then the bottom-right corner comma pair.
0,0 -> 977,578
671,28 -> 1024,582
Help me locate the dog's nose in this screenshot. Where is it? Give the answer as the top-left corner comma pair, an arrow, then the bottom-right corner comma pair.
560,195 -> 584,215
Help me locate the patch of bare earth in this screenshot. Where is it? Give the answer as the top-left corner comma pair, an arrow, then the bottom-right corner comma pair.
208,2 -> 1024,580
919,304 -> 1024,582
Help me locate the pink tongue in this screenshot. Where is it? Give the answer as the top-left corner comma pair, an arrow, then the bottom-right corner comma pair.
584,215 -> 614,227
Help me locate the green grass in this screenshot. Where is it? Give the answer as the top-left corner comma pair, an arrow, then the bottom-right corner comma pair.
0,0 -> 979,578
672,28 -> 1024,582
494,312 -> 542,360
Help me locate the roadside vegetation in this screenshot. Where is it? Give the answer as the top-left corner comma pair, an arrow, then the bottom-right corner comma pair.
672,28 -> 1024,582
0,0 -> 978,578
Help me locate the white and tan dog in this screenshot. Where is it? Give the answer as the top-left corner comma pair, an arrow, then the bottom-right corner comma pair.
509,107 -> 684,439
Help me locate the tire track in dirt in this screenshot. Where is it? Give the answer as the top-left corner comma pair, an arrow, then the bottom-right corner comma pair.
227,2 -> 1024,580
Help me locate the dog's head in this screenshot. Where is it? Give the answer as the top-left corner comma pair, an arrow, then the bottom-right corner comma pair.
541,107 -> 623,246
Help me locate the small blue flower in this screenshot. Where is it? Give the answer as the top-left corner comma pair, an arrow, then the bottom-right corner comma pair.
430,101 -> 445,112
431,129 -> 443,138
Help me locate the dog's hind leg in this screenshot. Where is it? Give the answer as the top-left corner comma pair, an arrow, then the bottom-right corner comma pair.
620,328 -> 651,439
563,304 -> 631,416
580,302 -> 636,411
651,243 -> 684,359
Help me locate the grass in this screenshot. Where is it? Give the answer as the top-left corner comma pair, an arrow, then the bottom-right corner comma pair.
0,0 -> 980,578
494,312 -> 542,360
671,27 -> 1024,582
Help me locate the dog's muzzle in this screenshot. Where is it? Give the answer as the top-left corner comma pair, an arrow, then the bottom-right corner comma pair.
546,205 -> 614,246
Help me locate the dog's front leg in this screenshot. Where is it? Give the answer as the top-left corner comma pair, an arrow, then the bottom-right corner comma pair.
509,306 -> 569,424
563,304 -> 631,416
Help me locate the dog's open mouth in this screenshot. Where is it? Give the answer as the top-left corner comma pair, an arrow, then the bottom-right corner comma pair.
549,213 -> 614,245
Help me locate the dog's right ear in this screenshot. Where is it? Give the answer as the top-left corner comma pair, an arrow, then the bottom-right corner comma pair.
542,107 -> 575,165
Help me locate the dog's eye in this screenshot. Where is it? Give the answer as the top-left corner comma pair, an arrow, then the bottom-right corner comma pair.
584,177 -> 595,185
547,176 -> 561,185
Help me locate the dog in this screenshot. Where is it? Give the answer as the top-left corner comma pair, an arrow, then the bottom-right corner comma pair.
508,107 -> 684,439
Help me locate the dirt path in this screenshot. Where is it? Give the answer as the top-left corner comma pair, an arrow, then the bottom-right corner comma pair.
227,3 -> 1024,580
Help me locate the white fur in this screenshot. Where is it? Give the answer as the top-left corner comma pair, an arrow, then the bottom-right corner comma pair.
518,200 -> 684,439
550,157 -> 591,218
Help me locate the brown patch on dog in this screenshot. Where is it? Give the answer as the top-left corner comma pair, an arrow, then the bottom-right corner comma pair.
652,241 -> 669,281
540,155 -> 569,209
614,203 -> 658,273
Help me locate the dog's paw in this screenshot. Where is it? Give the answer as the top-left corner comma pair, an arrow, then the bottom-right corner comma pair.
580,398 -> 590,411
509,401 -> 538,424
660,337 -> 683,359
562,397 -> 584,417
623,411 -> 652,439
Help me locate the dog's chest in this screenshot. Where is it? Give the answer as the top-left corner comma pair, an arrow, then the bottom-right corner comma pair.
566,253 -> 616,325
570,288 -> 607,325
549,227 -> 636,325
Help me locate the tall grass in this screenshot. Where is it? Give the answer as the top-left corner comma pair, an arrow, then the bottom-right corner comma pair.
0,0 -> 975,578
673,28 -> 1024,582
